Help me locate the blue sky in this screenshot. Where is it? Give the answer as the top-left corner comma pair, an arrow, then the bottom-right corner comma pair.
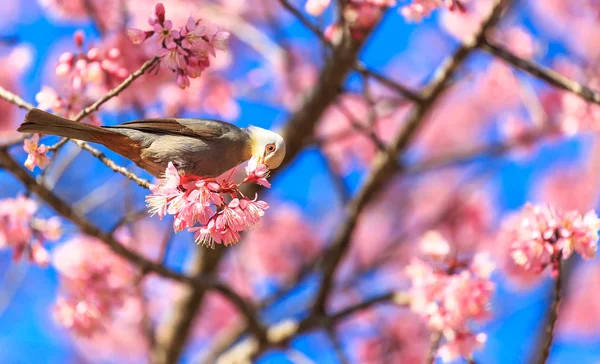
0,1 -> 598,363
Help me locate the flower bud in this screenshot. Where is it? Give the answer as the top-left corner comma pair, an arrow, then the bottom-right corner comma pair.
73,30 -> 85,48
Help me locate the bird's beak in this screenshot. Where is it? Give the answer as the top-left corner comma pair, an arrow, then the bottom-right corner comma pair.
258,154 -> 266,165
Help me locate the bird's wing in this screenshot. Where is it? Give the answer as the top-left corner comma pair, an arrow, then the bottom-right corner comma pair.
105,118 -> 238,139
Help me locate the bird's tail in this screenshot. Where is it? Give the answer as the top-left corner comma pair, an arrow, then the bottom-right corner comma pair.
18,109 -> 115,144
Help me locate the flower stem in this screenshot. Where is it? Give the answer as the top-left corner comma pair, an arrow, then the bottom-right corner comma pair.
426,331 -> 442,364
537,263 -> 562,364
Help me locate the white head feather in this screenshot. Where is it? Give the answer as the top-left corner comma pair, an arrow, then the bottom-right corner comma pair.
247,126 -> 286,169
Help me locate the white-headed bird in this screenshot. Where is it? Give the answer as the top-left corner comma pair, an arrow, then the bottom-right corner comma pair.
18,108 -> 286,177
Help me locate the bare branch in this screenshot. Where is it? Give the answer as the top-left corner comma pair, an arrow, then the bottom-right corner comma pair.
0,86 -> 35,111
536,262 -> 563,364
481,39 -> 600,105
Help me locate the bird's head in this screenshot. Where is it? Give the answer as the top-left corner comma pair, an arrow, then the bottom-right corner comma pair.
247,126 -> 286,170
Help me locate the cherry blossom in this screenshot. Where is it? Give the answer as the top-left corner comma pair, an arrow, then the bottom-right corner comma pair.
146,158 -> 271,247
52,234 -> 136,336
233,204 -> 323,284
23,134 -> 50,171
127,3 -> 230,89
305,0 -> 331,16
401,0 -> 465,22
0,195 -> 61,266
351,309 -> 429,363
506,203 -> 599,277
406,232 -> 495,362
36,30 -> 130,124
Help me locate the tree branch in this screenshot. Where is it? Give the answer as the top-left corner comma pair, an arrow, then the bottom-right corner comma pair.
0,148 -> 266,345
310,0 -> 510,316
277,0 -> 421,103
154,7 -> 386,364
0,59 -> 158,188
481,39 -> 600,105
0,86 -> 35,111
215,291 -> 410,363
535,262 -> 563,364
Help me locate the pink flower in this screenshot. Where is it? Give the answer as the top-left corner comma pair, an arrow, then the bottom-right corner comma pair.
35,86 -> 60,111
244,156 -> 271,188
23,134 -> 49,171
420,230 -> 450,261
406,247 -> 494,361
54,296 -> 104,337
126,2 -> 229,89
0,195 -> 61,266
126,28 -> 150,44
508,203 -> 599,277
239,198 -> 269,226
38,31 -> 131,122
192,197 -> 268,247
305,0 -> 331,16
352,309 -> 429,364
234,204 -> 322,282
401,0 -> 464,22
147,162 -> 270,247
52,234 -> 135,337
438,332 -> 487,363
146,162 -> 183,218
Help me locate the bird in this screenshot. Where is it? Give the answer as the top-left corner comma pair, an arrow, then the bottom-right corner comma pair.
18,108 -> 286,178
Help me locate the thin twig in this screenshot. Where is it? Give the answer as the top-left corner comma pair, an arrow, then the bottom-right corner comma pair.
536,263 -> 563,364
277,0 -> 421,103
481,39 -> 600,105
0,86 -> 36,111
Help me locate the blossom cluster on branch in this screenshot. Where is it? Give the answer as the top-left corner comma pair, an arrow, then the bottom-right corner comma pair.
406,231 -> 495,362
127,3 -> 229,89
0,195 -> 61,266
52,232 -> 136,337
146,156 -> 270,247
507,203 -> 599,277
36,30 -> 129,123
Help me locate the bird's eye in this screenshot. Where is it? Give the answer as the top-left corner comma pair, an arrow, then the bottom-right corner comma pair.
265,144 -> 276,154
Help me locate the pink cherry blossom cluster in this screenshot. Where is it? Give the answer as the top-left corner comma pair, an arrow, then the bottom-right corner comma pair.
406,231 -> 495,362
0,195 -> 61,266
52,233 -> 135,337
127,3 -> 230,89
508,203 -> 599,277
305,0 -> 395,41
146,156 -> 270,247
401,0 -> 466,22
36,30 -> 129,123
